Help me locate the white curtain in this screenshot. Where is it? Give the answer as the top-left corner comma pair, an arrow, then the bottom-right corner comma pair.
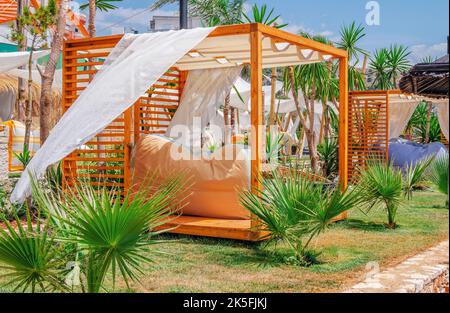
388,99 -> 420,139
7,67 -> 63,89
166,66 -> 242,147
0,51 -> 50,74
0,90 -> 16,121
435,100 -> 449,141
11,28 -> 215,203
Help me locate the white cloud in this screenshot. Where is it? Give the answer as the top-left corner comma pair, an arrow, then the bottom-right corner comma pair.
409,42 -> 447,63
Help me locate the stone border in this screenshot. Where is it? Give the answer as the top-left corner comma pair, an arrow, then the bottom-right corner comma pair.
344,240 -> 449,293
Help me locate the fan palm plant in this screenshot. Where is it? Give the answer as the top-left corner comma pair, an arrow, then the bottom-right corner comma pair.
428,155 -> 449,202
0,209 -> 65,292
0,173 -> 190,293
358,161 -> 404,229
239,171 -> 361,265
403,157 -> 434,200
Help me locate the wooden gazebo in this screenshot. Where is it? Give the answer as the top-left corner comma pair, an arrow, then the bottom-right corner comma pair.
61,23 -> 349,241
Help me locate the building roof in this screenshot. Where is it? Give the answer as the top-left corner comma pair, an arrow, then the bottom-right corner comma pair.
399,53 -> 449,99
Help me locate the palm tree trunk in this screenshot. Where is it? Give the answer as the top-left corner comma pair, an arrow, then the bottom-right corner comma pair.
39,0 -> 67,144
288,66 -> 319,172
88,0 -> 96,37
425,101 -> 433,143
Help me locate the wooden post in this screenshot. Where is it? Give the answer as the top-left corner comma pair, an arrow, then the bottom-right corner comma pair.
249,24 -> 263,239
338,56 -> 349,189
250,24 -> 263,193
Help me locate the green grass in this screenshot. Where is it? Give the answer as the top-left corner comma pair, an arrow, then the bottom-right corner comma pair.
1,190 -> 448,293
109,190 -> 448,293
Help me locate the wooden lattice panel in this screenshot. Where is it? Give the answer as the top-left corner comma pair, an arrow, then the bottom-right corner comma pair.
348,91 -> 389,183
62,35 -> 184,194
133,70 -> 186,143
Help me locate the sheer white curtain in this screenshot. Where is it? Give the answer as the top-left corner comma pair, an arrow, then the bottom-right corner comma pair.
388,99 -> 420,139
11,28 -> 215,203
435,100 -> 449,141
166,66 -> 243,147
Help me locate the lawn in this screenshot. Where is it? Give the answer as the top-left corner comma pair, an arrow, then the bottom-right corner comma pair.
107,190 -> 449,293
0,190 -> 447,293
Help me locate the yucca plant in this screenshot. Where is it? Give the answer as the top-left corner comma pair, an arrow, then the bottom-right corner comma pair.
358,161 -> 404,229
317,137 -> 338,178
239,171 -> 361,265
0,172 -> 190,293
266,132 -> 284,163
403,156 -> 435,200
428,155 -> 449,206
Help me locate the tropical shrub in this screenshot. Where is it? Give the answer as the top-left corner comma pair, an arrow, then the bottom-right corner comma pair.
239,171 -> 362,265
266,132 -> 284,163
428,155 -> 449,206
403,157 -> 434,200
317,137 -> 338,179
357,161 -> 404,229
0,173 -> 190,293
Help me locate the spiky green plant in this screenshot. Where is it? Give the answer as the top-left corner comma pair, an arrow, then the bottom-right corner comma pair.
0,172 -> 190,293
241,4 -> 288,28
428,155 -> 449,201
358,161 -> 404,229
266,132 -> 284,163
239,171 -> 361,265
403,157 -> 435,200
0,209 -> 65,292
317,137 -> 338,178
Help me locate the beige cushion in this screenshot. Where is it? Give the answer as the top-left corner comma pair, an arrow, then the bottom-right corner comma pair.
132,135 -> 251,220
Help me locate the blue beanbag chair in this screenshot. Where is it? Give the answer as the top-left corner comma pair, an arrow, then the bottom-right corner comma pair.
388,138 -> 448,169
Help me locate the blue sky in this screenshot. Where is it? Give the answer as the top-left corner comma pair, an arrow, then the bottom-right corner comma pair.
88,0 -> 449,63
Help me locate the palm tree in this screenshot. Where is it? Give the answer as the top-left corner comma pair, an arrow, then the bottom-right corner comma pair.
387,44 -> 411,87
151,0 -> 246,26
336,22 -> 368,91
241,4 -> 287,27
283,33 -> 337,172
80,0 -> 123,37
369,48 -> 393,90
241,4 -> 287,128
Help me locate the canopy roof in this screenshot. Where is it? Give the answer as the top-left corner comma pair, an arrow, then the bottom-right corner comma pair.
68,24 -> 347,71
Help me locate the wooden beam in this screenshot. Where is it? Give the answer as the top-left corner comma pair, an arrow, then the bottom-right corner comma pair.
259,23 -> 348,58
338,57 -> 349,189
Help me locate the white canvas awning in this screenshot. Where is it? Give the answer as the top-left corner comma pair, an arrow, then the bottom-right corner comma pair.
11,28 -> 215,203
0,50 -> 50,74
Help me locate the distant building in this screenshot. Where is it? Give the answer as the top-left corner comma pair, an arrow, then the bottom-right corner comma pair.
149,15 -> 203,32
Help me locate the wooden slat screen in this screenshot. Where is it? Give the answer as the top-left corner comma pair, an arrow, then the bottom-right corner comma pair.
347,91 -> 389,183
133,70 -> 186,143
62,36 -> 183,194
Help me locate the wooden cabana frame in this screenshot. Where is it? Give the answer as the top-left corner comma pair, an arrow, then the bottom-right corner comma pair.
62,23 -> 349,241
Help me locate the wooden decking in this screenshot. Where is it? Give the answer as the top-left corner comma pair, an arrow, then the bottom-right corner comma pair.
157,215 -> 267,241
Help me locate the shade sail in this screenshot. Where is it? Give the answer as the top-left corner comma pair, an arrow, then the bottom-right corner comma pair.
0,50 -> 50,74
11,27 -> 215,203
